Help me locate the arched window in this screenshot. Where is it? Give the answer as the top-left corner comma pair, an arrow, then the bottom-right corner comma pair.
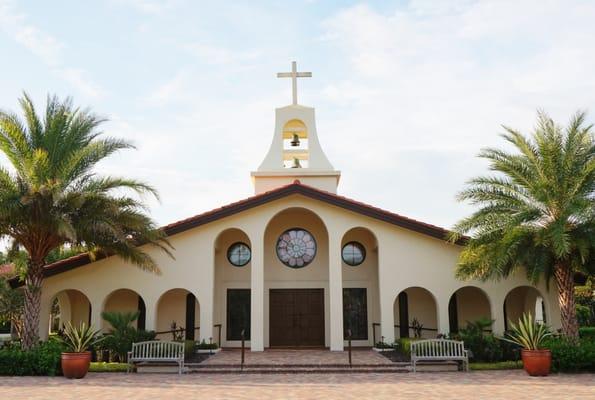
276,228 -> 316,268
342,242 -> 366,266
227,242 -> 251,267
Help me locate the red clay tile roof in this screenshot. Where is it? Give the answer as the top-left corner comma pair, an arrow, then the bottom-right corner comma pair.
15,181 -> 466,282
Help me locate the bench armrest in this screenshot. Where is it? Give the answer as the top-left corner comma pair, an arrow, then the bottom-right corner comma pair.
127,351 -> 132,361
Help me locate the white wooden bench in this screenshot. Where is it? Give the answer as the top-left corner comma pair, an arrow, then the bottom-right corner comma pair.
127,341 -> 185,374
410,339 -> 468,372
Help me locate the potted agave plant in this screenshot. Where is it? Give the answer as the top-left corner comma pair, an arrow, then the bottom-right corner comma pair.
501,313 -> 552,376
58,322 -> 103,379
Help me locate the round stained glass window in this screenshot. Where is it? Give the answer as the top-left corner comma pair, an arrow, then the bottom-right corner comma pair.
227,242 -> 251,267
342,242 -> 366,266
276,228 -> 316,268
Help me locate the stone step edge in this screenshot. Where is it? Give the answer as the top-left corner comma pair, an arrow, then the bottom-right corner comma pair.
186,368 -> 411,374
187,363 -> 402,368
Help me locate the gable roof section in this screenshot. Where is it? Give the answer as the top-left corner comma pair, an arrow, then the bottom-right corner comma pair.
17,181 -> 466,282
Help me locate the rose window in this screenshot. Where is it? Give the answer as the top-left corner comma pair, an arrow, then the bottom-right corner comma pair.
276,228 -> 316,268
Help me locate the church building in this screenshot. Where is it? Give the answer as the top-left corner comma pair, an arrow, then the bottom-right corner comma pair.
37,62 -> 561,351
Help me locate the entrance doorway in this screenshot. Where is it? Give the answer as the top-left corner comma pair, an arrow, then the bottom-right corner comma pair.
269,289 -> 325,347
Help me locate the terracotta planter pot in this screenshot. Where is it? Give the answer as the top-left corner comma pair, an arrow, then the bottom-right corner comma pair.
61,351 -> 92,379
521,349 -> 551,376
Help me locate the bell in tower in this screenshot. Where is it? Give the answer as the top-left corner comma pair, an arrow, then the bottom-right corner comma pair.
251,61 -> 341,194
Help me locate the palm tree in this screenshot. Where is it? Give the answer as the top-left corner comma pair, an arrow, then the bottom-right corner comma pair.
0,93 -> 171,349
451,111 -> 594,339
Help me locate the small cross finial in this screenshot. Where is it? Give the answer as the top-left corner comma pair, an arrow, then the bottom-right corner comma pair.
277,61 -> 312,105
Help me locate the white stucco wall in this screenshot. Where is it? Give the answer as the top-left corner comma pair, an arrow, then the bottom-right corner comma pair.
38,194 -> 562,350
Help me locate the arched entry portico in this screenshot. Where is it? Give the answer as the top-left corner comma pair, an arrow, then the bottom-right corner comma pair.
341,227 -> 379,346
156,288 -> 200,341
394,287 -> 438,339
448,286 -> 492,333
101,289 -> 146,331
263,207 -> 329,348
214,228 -> 252,348
504,286 -> 547,329
48,289 -> 91,334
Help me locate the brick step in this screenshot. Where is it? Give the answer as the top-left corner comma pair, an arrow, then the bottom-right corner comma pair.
185,363 -> 401,368
136,361 -> 458,374
187,366 -> 411,374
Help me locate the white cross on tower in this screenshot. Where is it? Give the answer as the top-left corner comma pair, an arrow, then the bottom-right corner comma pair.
277,61 -> 312,105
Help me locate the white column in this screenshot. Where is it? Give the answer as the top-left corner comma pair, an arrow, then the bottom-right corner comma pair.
379,294 -> 395,344
491,293 -> 506,334
38,295 -> 51,341
328,232 -> 344,351
199,250 -> 215,342
89,294 -> 104,332
377,247 -> 395,344
250,237 -> 264,351
437,295 -> 451,336
143,295 -> 158,333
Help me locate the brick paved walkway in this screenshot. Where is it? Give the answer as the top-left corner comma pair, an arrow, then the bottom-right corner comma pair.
1,370 -> 593,400
202,348 -> 393,365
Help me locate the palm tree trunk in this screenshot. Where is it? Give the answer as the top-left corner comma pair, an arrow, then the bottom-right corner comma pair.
21,260 -> 44,350
554,262 -> 579,339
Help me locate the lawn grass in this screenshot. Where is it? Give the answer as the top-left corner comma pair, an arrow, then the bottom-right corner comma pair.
469,360 -> 523,370
89,362 -> 129,372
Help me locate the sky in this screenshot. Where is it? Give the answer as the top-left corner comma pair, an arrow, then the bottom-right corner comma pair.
1,0 -> 594,230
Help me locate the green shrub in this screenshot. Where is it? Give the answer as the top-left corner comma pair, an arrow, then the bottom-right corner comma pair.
99,311 -> 156,362
183,340 -> 196,357
575,284 -> 595,326
576,304 -> 592,327
449,318 -> 520,362
195,339 -> 218,350
469,360 -> 523,370
0,339 -> 65,376
98,329 -> 156,362
543,337 -> 595,372
579,327 -> 595,341
396,338 -> 417,356
89,362 -> 128,372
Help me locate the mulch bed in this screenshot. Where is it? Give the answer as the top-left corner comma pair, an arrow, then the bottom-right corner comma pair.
378,350 -> 410,363
185,353 -> 212,363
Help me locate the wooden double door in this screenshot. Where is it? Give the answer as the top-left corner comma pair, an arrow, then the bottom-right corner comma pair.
269,289 -> 325,347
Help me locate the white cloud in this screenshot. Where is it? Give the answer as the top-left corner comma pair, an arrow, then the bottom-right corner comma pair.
111,0 -> 178,14
2,0 -> 594,231
145,70 -> 190,106
317,1 -> 595,227
59,68 -> 105,99
0,0 -> 104,99
182,43 -> 261,65
0,0 -> 63,66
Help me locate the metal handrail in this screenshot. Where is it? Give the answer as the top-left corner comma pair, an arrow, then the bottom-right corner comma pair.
347,329 -> 352,368
240,329 -> 246,370
393,324 -> 438,332
154,326 -> 200,335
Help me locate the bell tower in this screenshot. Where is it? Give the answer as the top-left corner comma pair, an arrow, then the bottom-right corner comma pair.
251,61 -> 341,194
